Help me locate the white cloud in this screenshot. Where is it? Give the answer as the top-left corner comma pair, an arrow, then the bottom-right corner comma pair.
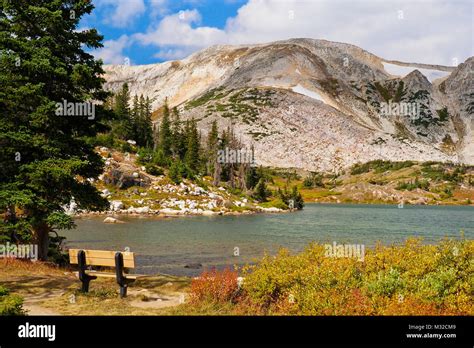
93,35 -> 130,64
154,47 -> 197,60
149,0 -> 169,17
134,9 -> 227,46
132,0 -> 472,65
96,0 -> 146,28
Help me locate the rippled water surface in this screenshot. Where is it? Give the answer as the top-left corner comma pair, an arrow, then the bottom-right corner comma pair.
62,204 -> 474,276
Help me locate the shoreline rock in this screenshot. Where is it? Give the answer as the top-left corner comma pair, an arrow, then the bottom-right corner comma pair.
103,217 -> 125,224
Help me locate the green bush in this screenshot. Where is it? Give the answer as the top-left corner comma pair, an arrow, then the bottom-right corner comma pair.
366,268 -> 404,297
136,148 -> 154,165
144,164 -> 164,176
253,179 -> 270,202
396,177 -> 430,191
351,160 -> 415,175
120,142 -> 133,153
169,161 -> 183,184
276,186 -> 304,209
88,133 -> 116,148
0,286 -> 26,316
303,172 -> 323,188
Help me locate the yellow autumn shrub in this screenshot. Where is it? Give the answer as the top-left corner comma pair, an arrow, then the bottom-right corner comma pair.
188,237 -> 473,315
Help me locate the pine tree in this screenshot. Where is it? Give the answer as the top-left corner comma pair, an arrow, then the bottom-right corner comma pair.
158,101 -> 172,158
132,95 -> 153,148
143,97 -> 153,147
218,128 -> 230,182
130,94 -> 140,140
171,107 -> 185,159
184,118 -> 200,174
253,179 -> 269,202
114,83 -> 130,119
245,166 -> 260,189
207,120 -> 219,176
290,186 -> 304,210
0,1 -> 109,259
113,83 -> 133,140
169,160 -> 182,184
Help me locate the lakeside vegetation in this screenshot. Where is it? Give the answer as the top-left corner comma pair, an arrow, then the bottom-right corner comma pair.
180,237 -> 474,315
1,237 -> 471,316
262,160 -> 474,206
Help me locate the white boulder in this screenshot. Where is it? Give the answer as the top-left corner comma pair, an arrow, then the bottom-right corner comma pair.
110,200 -> 124,211
134,206 -> 150,214
202,210 -> 217,216
103,217 -> 124,223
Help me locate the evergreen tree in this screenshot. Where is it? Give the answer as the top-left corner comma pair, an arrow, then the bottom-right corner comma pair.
171,107 -> 185,159
0,1 -> 109,259
253,179 -> 270,202
218,128 -> 230,182
245,166 -> 260,189
168,160 -> 182,184
184,118 -> 200,174
158,101 -> 172,158
114,83 -> 130,119
113,83 -> 133,140
291,186 -> 305,210
133,95 -> 153,147
207,120 -> 219,176
130,94 -> 140,140
143,96 -> 153,147
277,186 -> 304,210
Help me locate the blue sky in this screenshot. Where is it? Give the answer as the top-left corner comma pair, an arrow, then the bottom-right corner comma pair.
81,0 -> 246,65
82,0 -> 473,66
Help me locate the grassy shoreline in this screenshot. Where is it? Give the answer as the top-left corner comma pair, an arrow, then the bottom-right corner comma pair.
1,237 -> 472,316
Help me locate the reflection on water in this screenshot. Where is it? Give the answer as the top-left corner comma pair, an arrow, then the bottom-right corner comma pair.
62,204 -> 474,276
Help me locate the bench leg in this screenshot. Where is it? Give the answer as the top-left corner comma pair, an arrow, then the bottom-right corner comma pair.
119,285 -> 127,298
81,278 -> 91,293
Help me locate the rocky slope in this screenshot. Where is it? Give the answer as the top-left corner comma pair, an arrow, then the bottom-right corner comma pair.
65,147 -> 286,218
103,39 -> 473,171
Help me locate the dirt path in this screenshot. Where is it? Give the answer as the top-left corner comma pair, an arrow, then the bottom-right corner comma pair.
128,288 -> 186,309
1,260 -> 191,315
22,289 -> 66,315
24,304 -> 62,315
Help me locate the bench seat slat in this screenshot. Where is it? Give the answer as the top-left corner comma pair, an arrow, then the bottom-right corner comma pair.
74,271 -> 145,279
69,249 -> 135,268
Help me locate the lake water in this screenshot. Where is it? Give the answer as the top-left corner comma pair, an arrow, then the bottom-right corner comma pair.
63,204 -> 474,276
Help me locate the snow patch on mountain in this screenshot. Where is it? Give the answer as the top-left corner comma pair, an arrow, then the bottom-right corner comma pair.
291,84 -> 324,102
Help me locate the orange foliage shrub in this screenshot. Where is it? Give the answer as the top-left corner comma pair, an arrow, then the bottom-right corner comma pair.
190,268 -> 239,304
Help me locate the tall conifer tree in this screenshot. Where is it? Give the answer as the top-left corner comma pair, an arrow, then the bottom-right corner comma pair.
0,1 -> 109,259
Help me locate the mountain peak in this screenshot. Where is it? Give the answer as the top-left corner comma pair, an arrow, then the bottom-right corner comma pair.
103,39 -> 473,170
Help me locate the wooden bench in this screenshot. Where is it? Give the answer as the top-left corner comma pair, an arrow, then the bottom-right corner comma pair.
69,249 -> 144,298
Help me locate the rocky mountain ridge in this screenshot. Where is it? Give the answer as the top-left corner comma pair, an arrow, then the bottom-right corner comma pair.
103,38 -> 473,172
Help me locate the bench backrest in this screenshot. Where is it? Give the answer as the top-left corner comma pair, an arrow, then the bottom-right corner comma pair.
69,249 -> 135,268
